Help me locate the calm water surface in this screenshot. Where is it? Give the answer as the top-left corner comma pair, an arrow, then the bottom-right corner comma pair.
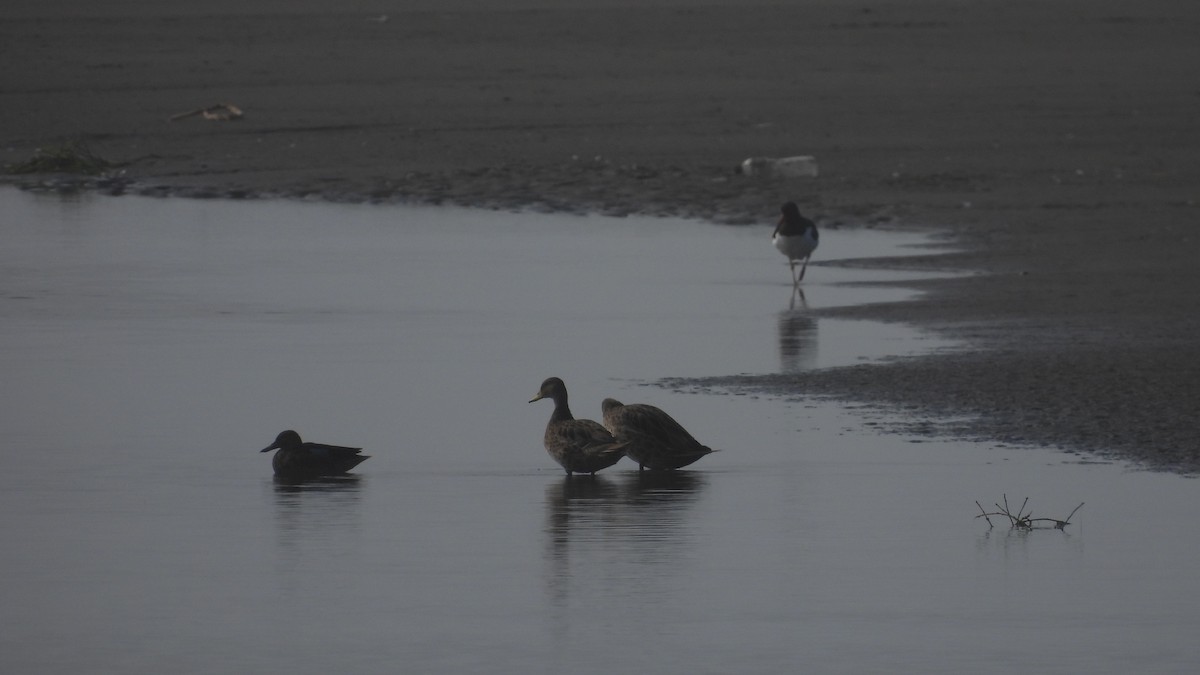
1,188 -> 1197,674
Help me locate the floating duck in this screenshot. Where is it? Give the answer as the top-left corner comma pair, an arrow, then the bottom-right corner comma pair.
601,398 -> 715,471
772,201 -> 819,286
259,430 -> 369,478
529,377 -> 627,476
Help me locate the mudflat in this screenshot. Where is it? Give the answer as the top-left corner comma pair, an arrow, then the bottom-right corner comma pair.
3,0 -> 1198,469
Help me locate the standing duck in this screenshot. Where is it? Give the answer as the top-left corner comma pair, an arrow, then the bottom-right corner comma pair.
601,398 -> 715,471
259,429 -> 369,478
772,201 -> 819,286
529,377 -> 627,476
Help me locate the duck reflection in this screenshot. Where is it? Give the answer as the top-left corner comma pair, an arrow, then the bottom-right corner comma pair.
778,293 -> 818,373
272,475 -> 364,525
616,471 -> 708,564
544,476 -> 620,572
619,470 -> 707,511
270,475 -> 365,583
544,473 -> 708,560
544,476 -> 621,541
272,474 -> 366,494
543,470 -> 708,615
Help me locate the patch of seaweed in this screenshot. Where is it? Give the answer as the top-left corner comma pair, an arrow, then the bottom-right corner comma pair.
7,140 -> 113,175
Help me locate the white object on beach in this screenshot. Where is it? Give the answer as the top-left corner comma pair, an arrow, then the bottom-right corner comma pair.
740,155 -> 819,178
168,103 -> 244,122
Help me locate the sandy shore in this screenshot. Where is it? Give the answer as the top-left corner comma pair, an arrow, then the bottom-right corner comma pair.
4,0 -> 1199,470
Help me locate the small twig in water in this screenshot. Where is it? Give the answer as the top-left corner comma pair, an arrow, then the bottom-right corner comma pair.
975,495 -> 1083,531
975,501 -> 994,527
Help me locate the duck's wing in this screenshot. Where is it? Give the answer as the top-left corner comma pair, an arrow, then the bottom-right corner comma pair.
545,418 -> 626,473
621,405 -> 709,450
300,442 -> 367,460
551,419 -> 620,450
564,420 -> 627,469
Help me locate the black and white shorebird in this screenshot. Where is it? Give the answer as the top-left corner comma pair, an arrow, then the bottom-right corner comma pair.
772,201 -> 819,287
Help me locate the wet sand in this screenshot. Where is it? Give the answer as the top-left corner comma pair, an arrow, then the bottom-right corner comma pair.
4,0 -> 1199,470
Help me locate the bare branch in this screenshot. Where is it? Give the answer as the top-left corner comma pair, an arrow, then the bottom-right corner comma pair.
975,501 -> 995,527
1065,502 -> 1085,523
975,497 -> 1083,531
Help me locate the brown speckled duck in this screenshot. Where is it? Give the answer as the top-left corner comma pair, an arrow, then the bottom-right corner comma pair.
601,398 -> 715,471
529,377 -> 627,476
259,430 -> 369,478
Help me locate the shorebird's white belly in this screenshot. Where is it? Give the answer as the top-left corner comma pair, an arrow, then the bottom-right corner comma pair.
773,231 -> 818,261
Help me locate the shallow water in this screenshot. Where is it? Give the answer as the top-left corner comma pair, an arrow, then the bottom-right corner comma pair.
1,187 -> 1197,674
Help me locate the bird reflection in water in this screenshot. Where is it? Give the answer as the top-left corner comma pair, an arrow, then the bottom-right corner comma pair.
543,471 -> 708,612
544,472 -> 709,561
789,284 -> 808,312
544,476 -> 621,534
616,471 -> 708,563
778,291 -> 818,373
272,474 -> 364,523
544,476 -> 620,571
620,470 -> 707,508
270,475 -> 365,586
273,473 -> 365,493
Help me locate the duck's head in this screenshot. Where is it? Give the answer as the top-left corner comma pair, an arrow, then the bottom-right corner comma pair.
261,429 -> 302,453
600,398 -> 624,415
529,377 -> 567,404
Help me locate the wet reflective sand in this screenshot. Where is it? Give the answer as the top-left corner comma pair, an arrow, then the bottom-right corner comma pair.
1,189 -> 1197,674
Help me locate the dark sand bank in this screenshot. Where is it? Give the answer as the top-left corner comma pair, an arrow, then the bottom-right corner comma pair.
3,0 -> 1199,469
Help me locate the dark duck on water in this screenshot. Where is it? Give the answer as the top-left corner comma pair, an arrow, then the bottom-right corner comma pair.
259,429 -> 369,478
